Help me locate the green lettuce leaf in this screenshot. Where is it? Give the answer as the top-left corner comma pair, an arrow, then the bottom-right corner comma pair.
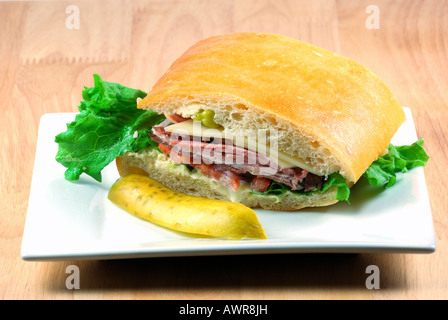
321,172 -> 351,202
362,138 -> 429,188
55,74 -> 165,182
252,172 -> 351,203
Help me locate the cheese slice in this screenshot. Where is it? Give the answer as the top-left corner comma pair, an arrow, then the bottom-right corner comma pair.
163,120 -> 320,174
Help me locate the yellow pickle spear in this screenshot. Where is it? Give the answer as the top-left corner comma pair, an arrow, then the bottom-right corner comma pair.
107,174 -> 267,239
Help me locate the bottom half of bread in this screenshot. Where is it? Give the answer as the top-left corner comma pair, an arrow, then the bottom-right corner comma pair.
115,148 -> 339,211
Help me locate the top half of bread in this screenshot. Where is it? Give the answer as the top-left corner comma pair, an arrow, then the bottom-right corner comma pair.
137,32 -> 406,183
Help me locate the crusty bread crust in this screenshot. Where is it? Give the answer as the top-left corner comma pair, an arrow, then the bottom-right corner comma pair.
116,149 -> 339,211
138,32 -> 405,183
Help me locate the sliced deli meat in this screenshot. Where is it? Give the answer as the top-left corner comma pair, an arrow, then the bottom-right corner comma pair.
150,124 -> 323,193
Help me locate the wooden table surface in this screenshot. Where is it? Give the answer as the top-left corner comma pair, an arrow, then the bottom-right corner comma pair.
1,0 -> 447,300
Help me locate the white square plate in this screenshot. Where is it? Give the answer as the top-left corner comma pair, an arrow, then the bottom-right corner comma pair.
21,108 -> 436,261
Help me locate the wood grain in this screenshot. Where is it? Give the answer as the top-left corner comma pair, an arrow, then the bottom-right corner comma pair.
1,0 -> 447,300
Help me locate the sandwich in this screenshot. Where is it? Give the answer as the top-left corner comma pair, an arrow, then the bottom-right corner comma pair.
55,32 -> 429,211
